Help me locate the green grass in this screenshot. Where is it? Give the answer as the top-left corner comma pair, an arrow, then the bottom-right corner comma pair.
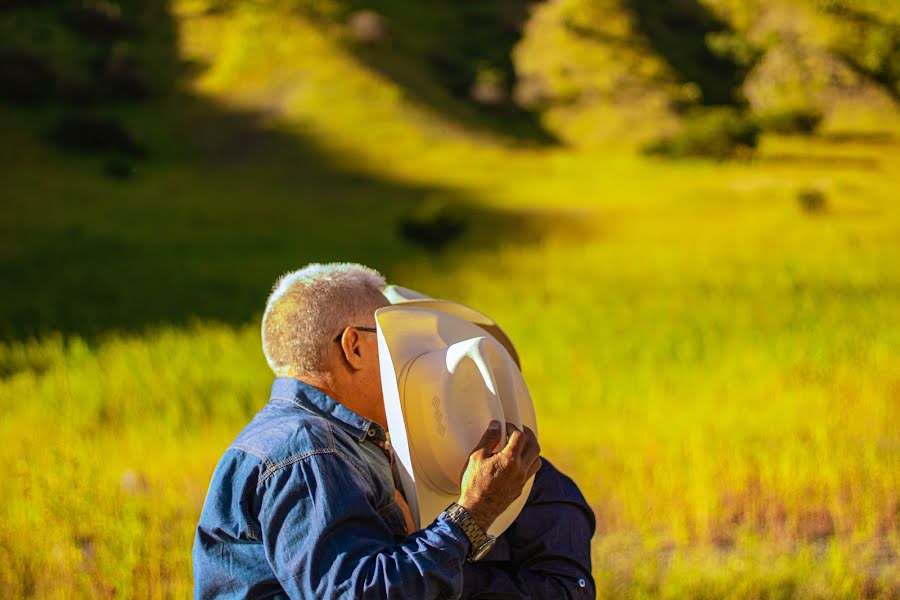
2,1 -> 899,598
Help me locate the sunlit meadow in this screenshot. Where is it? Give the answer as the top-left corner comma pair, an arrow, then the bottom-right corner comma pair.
1,1 -> 899,598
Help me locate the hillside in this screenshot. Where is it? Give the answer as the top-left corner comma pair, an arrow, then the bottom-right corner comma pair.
515,0 -> 900,147
3,0 -> 897,340
2,0 -> 899,155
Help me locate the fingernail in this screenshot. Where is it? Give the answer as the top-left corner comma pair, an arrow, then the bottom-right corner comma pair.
489,420 -> 501,430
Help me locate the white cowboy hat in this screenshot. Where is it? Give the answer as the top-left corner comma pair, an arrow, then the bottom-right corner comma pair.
382,284 -> 521,368
375,304 -> 537,537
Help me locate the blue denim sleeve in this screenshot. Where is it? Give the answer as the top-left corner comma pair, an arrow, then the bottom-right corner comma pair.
258,449 -> 471,599
461,459 -> 596,599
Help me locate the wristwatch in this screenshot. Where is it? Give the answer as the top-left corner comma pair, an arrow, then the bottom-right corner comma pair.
442,503 -> 497,562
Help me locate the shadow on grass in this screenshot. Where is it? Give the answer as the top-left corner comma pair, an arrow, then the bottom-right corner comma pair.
819,131 -> 898,145
752,153 -> 882,170
628,0 -> 750,107
0,1 -> 570,342
311,0 -> 558,146
820,3 -> 900,103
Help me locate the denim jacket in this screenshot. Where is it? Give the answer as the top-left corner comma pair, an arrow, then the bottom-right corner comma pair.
193,377 -> 594,599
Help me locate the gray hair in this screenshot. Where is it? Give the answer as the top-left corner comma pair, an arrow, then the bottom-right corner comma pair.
261,262 -> 387,376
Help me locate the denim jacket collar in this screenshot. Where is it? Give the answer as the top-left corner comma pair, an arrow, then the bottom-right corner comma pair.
269,376 -> 387,443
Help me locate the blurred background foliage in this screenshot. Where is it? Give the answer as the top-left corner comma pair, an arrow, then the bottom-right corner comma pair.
1,0 -> 898,598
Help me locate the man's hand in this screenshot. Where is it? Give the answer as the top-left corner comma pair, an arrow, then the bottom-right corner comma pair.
457,421 -> 541,531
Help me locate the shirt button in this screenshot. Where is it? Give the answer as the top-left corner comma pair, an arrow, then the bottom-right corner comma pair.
578,578 -> 586,588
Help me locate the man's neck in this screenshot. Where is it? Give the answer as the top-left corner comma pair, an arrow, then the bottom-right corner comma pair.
293,371 -> 338,404
288,371 -> 387,430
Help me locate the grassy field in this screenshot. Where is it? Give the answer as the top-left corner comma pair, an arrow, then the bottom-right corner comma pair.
2,1 -> 899,598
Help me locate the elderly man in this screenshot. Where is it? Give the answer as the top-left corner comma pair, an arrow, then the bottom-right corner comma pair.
193,263 -> 595,598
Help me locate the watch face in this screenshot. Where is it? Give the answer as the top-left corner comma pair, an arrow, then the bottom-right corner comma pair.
470,536 -> 497,562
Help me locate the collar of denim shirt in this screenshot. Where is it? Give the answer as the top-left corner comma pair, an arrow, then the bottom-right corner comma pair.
269,376 -> 388,444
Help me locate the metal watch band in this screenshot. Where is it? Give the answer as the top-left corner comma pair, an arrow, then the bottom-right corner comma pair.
443,503 -> 488,555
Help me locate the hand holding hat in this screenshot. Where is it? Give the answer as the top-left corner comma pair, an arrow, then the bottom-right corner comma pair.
458,421 -> 541,531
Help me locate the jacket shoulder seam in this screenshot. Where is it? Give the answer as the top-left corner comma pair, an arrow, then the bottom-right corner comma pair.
230,444 -> 275,471
256,447 -> 339,485
253,444 -> 376,492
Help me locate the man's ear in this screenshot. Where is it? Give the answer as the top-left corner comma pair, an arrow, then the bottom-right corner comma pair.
338,328 -> 365,371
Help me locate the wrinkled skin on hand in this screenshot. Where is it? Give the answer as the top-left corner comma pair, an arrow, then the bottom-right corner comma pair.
458,421 -> 542,531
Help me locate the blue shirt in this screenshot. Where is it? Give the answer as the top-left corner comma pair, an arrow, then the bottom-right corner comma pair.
193,377 -> 595,599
